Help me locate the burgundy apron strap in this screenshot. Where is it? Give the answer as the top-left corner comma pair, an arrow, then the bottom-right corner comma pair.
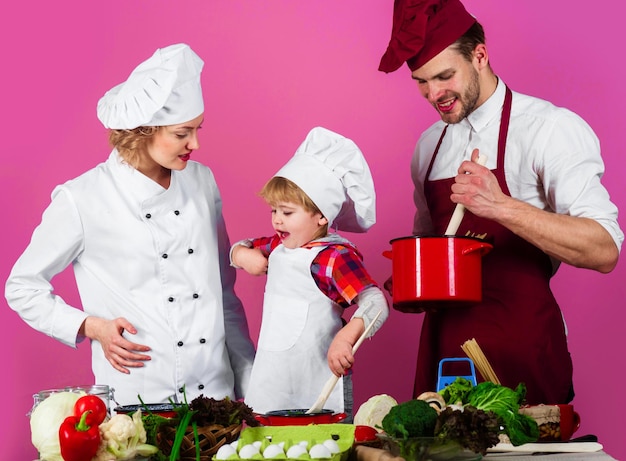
497,87 -> 513,173
428,86 -> 510,180
426,125 -> 448,180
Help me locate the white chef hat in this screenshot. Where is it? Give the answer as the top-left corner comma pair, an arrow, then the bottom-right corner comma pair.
274,127 -> 376,233
97,43 -> 204,129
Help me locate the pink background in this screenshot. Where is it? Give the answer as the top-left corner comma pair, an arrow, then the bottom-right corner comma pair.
2,1 -> 624,459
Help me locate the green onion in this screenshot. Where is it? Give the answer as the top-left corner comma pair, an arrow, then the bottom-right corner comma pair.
192,421 -> 200,461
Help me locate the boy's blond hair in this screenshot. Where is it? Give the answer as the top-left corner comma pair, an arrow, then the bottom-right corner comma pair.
260,177 -> 329,239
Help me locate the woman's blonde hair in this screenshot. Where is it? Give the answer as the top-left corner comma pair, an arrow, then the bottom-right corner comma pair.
108,126 -> 159,167
260,177 -> 329,238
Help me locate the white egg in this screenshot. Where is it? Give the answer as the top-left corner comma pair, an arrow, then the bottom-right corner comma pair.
215,444 -> 237,460
286,444 -> 308,458
231,440 -> 240,449
309,444 -> 332,459
263,444 -> 285,458
253,441 -> 263,449
278,441 -> 285,449
298,441 -> 309,448
239,443 -> 260,459
322,439 -> 340,454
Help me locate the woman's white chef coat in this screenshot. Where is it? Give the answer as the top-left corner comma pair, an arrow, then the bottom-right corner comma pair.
5,150 -> 255,405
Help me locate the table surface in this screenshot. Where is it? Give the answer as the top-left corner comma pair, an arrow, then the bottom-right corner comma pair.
351,443 -> 618,461
484,452 -> 617,461
36,448 -> 619,461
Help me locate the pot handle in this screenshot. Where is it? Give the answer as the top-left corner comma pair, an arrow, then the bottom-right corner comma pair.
330,412 -> 348,423
254,413 -> 270,425
572,411 -> 581,434
382,250 -> 392,260
461,241 -> 493,256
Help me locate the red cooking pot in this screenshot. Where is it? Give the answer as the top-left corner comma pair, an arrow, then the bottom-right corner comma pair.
384,236 -> 492,308
254,409 -> 347,426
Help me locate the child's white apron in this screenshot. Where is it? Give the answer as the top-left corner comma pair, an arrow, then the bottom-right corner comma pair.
244,244 -> 345,414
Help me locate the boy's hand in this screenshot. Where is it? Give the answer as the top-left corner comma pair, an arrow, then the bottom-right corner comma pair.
232,245 -> 269,275
327,337 -> 354,376
327,318 -> 364,376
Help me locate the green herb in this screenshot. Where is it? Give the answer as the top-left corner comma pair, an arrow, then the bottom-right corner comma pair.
169,390 -> 196,461
438,377 -> 474,405
138,395 -> 175,447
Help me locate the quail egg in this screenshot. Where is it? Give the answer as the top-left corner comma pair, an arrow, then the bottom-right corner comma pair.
263,444 -> 285,458
238,443 -> 261,459
322,439 -> 340,454
309,443 -> 332,459
215,444 -> 237,460
286,444 -> 308,458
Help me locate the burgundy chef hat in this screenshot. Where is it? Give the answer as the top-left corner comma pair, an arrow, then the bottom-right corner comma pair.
379,0 -> 476,73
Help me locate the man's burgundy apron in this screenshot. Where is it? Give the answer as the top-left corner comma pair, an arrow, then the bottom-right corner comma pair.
413,87 -> 573,404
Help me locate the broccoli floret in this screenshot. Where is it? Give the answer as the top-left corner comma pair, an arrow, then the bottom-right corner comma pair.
381,399 -> 438,439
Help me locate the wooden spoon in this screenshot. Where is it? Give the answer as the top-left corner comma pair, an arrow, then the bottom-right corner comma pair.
444,154 -> 488,235
305,310 -> 383,414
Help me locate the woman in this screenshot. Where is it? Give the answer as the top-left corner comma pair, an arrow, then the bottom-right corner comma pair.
5,43 -> 255,406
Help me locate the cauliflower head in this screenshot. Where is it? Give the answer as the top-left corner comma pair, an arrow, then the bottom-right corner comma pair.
96,410 -> 157,461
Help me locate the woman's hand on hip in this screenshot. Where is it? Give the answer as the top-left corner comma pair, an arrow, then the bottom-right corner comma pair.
81,316 -> 151,374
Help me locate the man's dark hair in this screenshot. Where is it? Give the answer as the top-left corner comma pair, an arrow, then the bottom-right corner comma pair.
454,22 -> 486,62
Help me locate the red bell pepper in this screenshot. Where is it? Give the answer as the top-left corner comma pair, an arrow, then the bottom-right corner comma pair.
59,411 -> 101,461
74,394 -> 108,426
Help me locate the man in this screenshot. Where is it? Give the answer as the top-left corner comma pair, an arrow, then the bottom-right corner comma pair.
379,0 -> 623,404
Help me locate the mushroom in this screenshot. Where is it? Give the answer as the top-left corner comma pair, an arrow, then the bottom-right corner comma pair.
416,391 -> 446,413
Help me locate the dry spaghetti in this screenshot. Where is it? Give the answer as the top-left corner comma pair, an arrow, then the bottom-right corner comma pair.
461,338 -> 501,384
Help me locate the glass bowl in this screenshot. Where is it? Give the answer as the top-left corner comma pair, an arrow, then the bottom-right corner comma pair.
377,434 -> 482,461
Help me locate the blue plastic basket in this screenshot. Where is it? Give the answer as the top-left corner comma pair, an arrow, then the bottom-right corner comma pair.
436,357 -> 477,392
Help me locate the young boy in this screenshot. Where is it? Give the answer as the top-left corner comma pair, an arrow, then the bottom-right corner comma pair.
231,127 -> 389,418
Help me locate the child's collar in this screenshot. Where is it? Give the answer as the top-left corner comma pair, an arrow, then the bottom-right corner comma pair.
304,233 -> 352,248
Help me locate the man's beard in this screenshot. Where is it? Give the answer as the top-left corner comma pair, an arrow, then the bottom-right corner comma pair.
437,69 -> 481,124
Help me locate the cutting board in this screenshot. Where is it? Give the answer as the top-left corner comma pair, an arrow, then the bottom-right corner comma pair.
489,441 -> 603,453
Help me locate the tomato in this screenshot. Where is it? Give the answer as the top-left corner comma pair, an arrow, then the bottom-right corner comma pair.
354,425 -> 379,443
74,395 -> 108,426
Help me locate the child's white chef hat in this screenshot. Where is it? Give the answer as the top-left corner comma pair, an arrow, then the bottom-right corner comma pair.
97,43 -> 204,129
275,127 -> 376,233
